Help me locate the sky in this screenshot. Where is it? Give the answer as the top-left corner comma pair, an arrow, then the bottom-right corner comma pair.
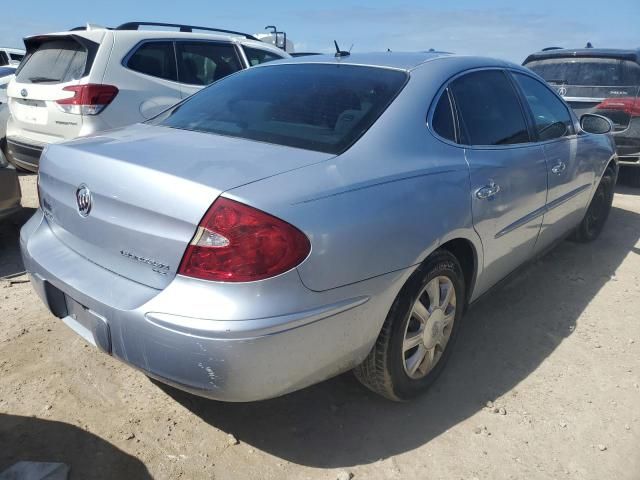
1,0 -> 639,63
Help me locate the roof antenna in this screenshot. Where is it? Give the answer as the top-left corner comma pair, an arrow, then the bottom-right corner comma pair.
334,40 -> 350,58
585,41 -> 593,48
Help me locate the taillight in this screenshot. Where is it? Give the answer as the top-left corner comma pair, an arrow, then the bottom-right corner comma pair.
178,198 -> 311,282
595,97 -> 640,116
56,84 -> 119,115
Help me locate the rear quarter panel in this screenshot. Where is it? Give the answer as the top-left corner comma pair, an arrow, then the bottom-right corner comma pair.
226,60 -> 484,292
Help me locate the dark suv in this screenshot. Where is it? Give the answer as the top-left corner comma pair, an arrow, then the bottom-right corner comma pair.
524,47 -> 640,186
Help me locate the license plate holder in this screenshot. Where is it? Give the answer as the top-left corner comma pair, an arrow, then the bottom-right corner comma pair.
63,296 -> 112,354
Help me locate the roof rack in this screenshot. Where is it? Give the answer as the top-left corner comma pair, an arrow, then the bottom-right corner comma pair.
114,22 -> 259,40
542,46 -> 563,51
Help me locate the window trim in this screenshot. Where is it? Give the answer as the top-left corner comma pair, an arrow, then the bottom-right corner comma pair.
173,39 -> 244,86
241,45 -> 286,68
507,68 -> 580,146
122,38 -> 180,83
428,67 -> 535,150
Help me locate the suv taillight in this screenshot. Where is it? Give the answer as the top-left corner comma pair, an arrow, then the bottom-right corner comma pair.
56,84 -> 119,115
178,198 -> 311,282
595,97 -> 640,117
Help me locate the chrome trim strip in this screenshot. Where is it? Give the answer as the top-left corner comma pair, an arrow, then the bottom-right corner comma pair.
495,183 -> 591,239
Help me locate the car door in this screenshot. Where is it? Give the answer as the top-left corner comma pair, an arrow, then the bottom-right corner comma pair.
119,40 -> 182,121
449,69 -> 548,296
511,71 -> 595,253
176,41 -> 243,98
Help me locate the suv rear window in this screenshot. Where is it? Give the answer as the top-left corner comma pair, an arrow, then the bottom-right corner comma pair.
526,57 -> 640,86
154,64 -> 408,154
16,39 -> 88,84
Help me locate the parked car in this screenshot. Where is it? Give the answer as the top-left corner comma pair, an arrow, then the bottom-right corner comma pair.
4,21 -> 289,172
524,47 -> 640,186
0,47 -> 25,67
0,66 -> 16,104
0,103 -> 21,221
21,52 -> 617,402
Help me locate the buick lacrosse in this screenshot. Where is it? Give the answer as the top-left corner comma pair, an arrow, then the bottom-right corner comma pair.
21,52 -> 617,401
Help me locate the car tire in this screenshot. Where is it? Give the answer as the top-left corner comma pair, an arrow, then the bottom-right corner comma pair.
354,249 -> 466,401
619,166 -> 640,188
571,165 -> 616,243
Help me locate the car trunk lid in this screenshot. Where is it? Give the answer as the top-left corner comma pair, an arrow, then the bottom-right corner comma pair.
38,124 -> 332,289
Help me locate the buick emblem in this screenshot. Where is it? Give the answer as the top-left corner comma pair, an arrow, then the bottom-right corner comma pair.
557,86 -> 567,96
20,89 -> 28,97
75,184 -> 92,217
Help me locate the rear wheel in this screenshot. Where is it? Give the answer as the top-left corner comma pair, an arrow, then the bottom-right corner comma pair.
354,250 -> 465,401
571,166 -> 615,243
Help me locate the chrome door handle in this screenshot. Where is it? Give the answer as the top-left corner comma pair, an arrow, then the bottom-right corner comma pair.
476,182 -> 501,200
551,161 -> 566,175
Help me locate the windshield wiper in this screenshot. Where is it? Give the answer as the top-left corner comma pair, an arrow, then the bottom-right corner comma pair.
28,76 -> 61,83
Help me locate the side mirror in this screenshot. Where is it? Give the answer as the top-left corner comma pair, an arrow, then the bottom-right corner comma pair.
580,113 -> 612,134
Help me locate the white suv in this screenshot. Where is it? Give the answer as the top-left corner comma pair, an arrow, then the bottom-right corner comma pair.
4,22 -> 289,171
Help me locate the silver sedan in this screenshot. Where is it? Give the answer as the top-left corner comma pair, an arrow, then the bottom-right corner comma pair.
21,52 -> 617,401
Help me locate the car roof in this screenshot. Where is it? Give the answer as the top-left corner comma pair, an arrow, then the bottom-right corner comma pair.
524,47 -> 640,64
271,52 -> 519,72
22,29 -> 288,57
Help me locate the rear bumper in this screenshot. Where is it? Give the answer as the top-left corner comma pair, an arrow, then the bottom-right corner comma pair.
0,163 -> 21,219
21,210 -> 407,401
5,137 -> 44,172
612,117 -> 640,163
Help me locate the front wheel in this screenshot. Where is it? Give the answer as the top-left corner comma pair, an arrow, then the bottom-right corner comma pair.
571,166 -> 615,243
354,250 -> 466,401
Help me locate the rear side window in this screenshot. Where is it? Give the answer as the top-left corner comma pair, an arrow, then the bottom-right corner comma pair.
10,53 -> 24,62
526,58 -> 640,86
450,70 -> 530,146
176,42 -> 242,85
154,64 -> 407,154
16,39 -> 87,84
243,47 -> 283,66
127,41 -> 177,81
431,89 -> 456,142
0,52 -> 8,66
513,73 -> 574,141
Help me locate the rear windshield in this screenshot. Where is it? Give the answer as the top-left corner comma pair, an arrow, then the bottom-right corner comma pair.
525,57 -> 640,86
153,63 -> 408,154
16,39 -> 88,84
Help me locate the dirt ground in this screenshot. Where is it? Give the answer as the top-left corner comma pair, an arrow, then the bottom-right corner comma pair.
1,174 -> 639,480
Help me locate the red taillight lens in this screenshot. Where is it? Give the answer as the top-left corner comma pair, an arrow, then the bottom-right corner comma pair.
56,84 -> 119,115
595,97 -> 640,116
178,198 -> 311,282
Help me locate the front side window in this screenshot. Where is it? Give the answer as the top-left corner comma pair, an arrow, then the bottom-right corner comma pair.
16,39 -> 88,84
450,70 -> 530,146
0,52 -> 8,66
513,73 -> 573,141
153,64 -> 407,154
176,42 -> 242,85
127,41 -> 177,81
10,53 -> 24,62
243,47 -> 283,66
431,89 -> 456,142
